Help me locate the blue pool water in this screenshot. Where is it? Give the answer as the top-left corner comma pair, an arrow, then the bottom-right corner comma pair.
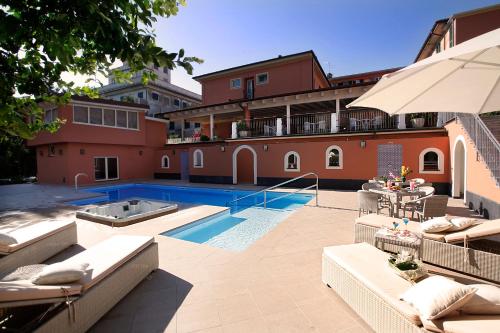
70,184 -> 312,251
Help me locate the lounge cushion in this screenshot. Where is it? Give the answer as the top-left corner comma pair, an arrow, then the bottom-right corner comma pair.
461,284 -> 500,315
424,314 -> 500,333
400,276 -> 477,320
0,280 -> 82,303
356,214 -> 445,241
65,235 -> 154,291
0,220 -> 76,253
444,219 -> 500,243
323,242 -> 421,325
32,262 -> 89,285
421,217 -> 453,233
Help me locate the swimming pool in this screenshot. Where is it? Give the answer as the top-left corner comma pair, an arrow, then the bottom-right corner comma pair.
70,184 -> 312,251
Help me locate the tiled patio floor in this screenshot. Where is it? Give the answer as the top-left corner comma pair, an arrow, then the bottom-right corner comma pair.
0,183 -> 477,332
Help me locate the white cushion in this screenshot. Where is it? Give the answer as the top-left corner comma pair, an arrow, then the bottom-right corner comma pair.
461,284 -> 500,315
400,276 -> 477,320
447,217 -> 477,232
421,217 -> 453,233
31,262 -> 89,285
1,264 -> 46,282
0,232 -> 18,246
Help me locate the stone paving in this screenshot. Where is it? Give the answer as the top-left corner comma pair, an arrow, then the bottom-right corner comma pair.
0,182 -> 477,332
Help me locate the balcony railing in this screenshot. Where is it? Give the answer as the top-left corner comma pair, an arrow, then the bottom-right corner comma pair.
286,112 -> 332,135
338,109 -> 396,132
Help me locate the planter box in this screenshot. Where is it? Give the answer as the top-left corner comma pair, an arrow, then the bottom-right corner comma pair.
411,118 -> 425,128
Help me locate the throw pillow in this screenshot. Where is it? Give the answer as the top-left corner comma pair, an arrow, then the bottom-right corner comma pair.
400,275 -> 477,320
461,284 -> 500,315
421,217 -> 453,233
1,264 -> 47,281
447,217 -> 477,232
31,262 -> 89,285
0,232 -> 18,246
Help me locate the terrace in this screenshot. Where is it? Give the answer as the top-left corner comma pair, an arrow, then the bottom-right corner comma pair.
0,181 -> 487,332
161,86 -> 443,144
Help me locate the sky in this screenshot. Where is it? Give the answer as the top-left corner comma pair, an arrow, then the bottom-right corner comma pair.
65,0 -> 500,95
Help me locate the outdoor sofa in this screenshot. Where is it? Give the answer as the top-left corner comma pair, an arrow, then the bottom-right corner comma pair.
355,214 -> 500,283
322,242 -> 500,333
0,234 -> 159,332
0,220 -> 77,276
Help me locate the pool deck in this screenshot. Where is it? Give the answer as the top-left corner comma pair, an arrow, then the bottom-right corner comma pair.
0,181 -> 481,333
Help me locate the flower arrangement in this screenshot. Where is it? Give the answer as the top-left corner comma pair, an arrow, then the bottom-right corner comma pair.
388,250 -> 427,282
401,165 -> 412,181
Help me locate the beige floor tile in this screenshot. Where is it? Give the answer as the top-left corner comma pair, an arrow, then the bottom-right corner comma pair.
177,300 -> 221,333
249,285 -> 298,315
263,308 -> 316,333
221,317 -> 270,333
217,292 -> 261,324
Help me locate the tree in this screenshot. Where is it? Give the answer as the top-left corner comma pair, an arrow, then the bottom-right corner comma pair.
0,0 -> 202,140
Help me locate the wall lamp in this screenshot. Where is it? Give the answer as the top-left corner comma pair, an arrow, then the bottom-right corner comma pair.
220,146 -> 226,152
360,140 -> 366,149
263,144 -> 269,151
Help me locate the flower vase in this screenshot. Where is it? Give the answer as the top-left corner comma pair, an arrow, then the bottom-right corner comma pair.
402,176 -> 406,183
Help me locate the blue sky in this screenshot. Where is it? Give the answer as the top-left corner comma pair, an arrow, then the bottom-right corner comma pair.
154,0 -> 499,94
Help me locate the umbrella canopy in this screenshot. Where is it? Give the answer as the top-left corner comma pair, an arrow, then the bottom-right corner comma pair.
348,28 -> 500,115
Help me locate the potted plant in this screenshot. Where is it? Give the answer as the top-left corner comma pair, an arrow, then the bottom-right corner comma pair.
400,165 -> 412,182
200,134 -> 210,142
237,120 -> 250,137
410,113 -> 426,128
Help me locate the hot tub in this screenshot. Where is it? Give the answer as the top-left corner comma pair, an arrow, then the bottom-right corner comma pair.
76,199 -> 178,226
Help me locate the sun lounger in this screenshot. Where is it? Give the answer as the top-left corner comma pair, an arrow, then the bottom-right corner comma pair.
355,214 -> 500,283
0,235 -> 159,333
0,220 -> 77,276
322,242 -> 500,333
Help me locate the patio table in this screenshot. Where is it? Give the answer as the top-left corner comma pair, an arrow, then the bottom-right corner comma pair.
374,227 -> 423,259
369,187 -> 424,218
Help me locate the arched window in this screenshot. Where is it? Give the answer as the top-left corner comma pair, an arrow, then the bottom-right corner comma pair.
326,145 -> 343,169
419,148 -> 444,174
161,155 -> 170,169
284,151 -> 300,172
193,149 -> 203,168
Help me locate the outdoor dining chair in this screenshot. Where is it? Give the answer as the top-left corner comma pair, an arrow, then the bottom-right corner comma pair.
373,115 -> 383,129
349,118 -> 358,131
415,195 -> 449,222
357,190 -> 380,216
318,120 -> 327,133
304,122 -> 312,133
410,178 -> 425,185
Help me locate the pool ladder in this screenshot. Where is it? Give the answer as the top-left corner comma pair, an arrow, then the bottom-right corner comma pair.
226,172 -> 319,208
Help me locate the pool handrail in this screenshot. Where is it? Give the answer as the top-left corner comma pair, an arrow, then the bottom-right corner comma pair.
226,172 -> 319,208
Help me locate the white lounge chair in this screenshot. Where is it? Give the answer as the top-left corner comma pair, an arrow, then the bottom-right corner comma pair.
322,242 -> 500,333
0,235 -> 159,332
0,220 -> 77,276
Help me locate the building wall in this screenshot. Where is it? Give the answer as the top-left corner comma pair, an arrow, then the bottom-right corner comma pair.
455,8 -> 500,44
200,57 -> 315,105
35,143 -> 157,186
446,121 -> 500,218
156,131 -> 450,191
28,104 -> 149,147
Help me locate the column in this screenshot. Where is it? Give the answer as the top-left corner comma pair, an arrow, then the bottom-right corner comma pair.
398,114 -> 406,130
209,114 -> 214,140
231,122 -> 237,139
276,118 -> 283,136
180,118 -> 185,140
286,104 -> 291,135
330,113 -> 338,133
436,112 -> 444,127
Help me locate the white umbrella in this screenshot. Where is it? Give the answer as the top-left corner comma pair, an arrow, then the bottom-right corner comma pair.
348,28 -> 500,115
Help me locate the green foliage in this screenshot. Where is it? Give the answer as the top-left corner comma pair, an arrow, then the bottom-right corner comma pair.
0,135 -> 36,181
0,0 -> 203,140
200,134 -> 210,142
236,120 -> 248,131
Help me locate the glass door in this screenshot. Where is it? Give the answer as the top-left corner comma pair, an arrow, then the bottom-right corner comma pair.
245,79 -> 254,99
94,157 -> 119,181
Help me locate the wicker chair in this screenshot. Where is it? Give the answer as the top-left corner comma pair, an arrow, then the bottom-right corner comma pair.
415,195 -> 449,222
401,186 -> 436,219
357,190 -> 380,217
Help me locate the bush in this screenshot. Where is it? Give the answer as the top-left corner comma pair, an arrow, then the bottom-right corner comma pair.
200,135 -> 210,142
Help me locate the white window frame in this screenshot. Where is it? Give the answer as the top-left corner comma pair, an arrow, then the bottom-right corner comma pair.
230,78 -> 241,89
193,149 -> 203,168
325,145 -> 343,169
256,72 -> 269,85
174,98 -> 180,107
72,105 -> 140,131
284,151 -> 300,172
44,108 -> 58,124
419,148 -> 444,174
94,156 -> 120,181
161,155 -> 170,169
